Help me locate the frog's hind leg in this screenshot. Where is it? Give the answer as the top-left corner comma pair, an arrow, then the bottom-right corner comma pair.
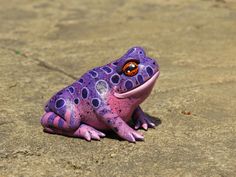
40,112 -> 105,141
40,111 -> 77,133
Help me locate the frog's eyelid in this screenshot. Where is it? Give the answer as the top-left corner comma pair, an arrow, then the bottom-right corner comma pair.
125,59 -> 140,65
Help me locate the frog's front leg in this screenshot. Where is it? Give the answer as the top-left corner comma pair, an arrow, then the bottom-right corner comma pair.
133,106 -> 156,130
96,105 -> 144,143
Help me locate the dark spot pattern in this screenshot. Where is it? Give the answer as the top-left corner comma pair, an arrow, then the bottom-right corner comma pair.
68,86 -> 74,94
92,98 -> 100,108
74,98 -> 79,104
79,78 -> 83,83
82,87 -> 88,99
112,61 -> 118,65
137,75 -> 144,84
102,66 -> 112,74
146,66 -> 153,77
125,80 -> 133,90
58,119 -> 64,128
48,114 -> 55,125
55,99 -> 65,109
98,108 -> 110,116
89,70 -> 98,78
111,74 -> 120,85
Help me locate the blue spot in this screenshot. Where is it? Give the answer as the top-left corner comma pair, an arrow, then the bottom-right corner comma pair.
112,61 -> 118,65
92,98 -> 100,108
68,86 -> 74,94
111,74 -> 120,84
74,98 -> 79,104
125,80 -> 133,90
55,99 -> 65,109
58,119 -> 64,128
48,114 -> 55,125
79,78 -> 83,83
146,66 -> 153,77
82,88 -> 88,99
137,75 -> 144,84
102,66 -> 112,74
89,70 -> 98,78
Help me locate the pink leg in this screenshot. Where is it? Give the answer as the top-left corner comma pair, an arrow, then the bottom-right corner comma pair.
40,112 -> 70,131
133,106 -> 156,130
73,124 -> 105,141
96,106 -> 144,143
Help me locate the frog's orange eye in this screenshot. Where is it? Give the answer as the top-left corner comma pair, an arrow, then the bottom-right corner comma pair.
122,61 -> 139,77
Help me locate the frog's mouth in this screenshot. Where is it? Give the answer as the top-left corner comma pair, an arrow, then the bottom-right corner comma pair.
114,71 -> 160,99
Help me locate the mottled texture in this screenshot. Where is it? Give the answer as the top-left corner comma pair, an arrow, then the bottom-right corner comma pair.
41,47 -> 160,142
0,0 -> 236,177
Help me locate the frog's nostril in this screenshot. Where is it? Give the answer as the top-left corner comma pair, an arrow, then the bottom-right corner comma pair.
146,66 -> 153,77
153,62 -> 156,65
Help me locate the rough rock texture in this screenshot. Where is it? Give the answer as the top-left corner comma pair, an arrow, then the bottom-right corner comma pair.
0,0 -> 236,177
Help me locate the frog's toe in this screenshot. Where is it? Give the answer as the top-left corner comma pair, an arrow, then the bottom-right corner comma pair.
74,124 -> 105,141
134,120 -> 141,130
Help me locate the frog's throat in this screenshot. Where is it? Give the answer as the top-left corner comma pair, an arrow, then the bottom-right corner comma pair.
114,71 -> 160,99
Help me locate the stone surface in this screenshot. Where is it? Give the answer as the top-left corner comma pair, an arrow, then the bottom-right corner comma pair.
0,0 -> 236,177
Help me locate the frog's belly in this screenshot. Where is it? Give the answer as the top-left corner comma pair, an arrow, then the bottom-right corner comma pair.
80,93 -> 138,130
82,105 -> 135,130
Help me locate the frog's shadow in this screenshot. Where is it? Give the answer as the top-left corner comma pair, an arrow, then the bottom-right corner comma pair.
104,114 -> 162,141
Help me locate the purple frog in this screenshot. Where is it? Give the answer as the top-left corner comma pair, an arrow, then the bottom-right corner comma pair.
40,47 -> 160,142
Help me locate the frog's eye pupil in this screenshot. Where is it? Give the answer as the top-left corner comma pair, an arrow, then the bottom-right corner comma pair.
122,61 -> 139,77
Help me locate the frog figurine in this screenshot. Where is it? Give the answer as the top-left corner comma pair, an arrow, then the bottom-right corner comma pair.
40,47 -> 160,142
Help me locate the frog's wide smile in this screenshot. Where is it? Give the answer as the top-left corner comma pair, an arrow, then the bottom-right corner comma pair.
114,71 -> 160,99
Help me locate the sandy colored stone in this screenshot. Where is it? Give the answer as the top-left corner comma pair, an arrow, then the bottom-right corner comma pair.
0,0 -> 236,177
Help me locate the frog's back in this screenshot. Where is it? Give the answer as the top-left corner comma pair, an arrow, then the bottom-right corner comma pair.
44,64 -> 114,116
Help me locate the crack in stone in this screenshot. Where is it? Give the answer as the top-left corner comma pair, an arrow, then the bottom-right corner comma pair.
33,57 -> 78,80
2,46 -> 78,80
0,121 -> 14,126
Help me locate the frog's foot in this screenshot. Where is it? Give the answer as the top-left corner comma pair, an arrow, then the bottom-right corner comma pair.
118,125 -> 144,143
134,114 -> 155,130
133,109 -> 156,130
133,107 -> 156,130
74,124 -> 106,141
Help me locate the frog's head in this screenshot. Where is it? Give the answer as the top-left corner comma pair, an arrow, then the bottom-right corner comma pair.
109,47 -> 160,99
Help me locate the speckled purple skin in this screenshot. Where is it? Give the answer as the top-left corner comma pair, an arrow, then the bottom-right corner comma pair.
40,47 -> 160,142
